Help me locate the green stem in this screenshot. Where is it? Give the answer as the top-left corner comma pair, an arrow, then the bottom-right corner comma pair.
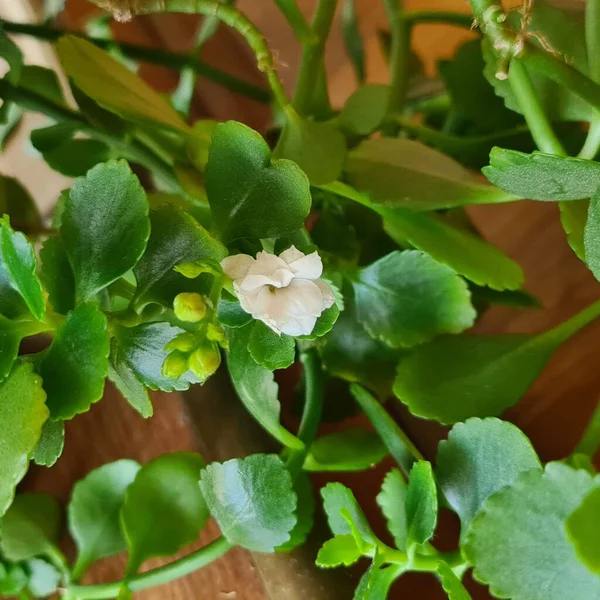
0,19 -> 269,104
545,298 -> 600,346
285,348 -> 324,475
292,0 -> 338,116
575,398 -> 600,457
403,10 -> 474,28
66,537 -> 233,599
274,0 -> 315,43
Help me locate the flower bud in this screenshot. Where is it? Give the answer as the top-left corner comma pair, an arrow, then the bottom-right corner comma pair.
165,332 -> 197,353
188,343 -> 221,380
162,351 -> 189,379
206,322 -> 226,343
173,293 -> 207,323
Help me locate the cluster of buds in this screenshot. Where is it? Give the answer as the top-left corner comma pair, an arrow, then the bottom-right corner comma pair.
162,292 -> 227,382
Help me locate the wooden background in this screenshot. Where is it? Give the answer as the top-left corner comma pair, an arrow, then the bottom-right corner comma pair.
1,0 -> 598,598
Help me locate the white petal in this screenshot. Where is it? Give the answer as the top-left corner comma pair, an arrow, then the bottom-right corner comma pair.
287,251 -> 323,280
278,315 -> 317,337
239,269 -> 294,292
273,279 -> 326,318
221,254 -> 254,282
315,279 -> 336,309
234,283 -> 258,315
249,251 -> 290,277
279,245 -> 305,265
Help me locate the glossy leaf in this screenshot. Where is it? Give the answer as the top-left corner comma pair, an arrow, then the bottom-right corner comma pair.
39,236 -> 75,315
303,428 -> 387,472
338,85 -> 389,136
122,453 -> 209,572
217,298 -> 252,328
0,176 -> 41,232
436,418 -> 541,529
352,250 -> 476,348
566,487 -> 600,574
316,535 -> 362,568
248,322 -> 295,370
32,420 -> 65,468
0,494 -> 61,561
69,460 -> 141,575
297,304 -> 340,341
405,461 -> 437,548
206,121 -> 311,241
341,0 -> 365,82
26,559 -> 61,598
57,36 -> 189,133
376,469 -> 407,550
483,148 -> 600,201
585,191 -> 600,280
0,364 -> 48,516
61,160 -> 150,303
345,138 -> 512,211
464,463 -> 600,600
274,115 -> 347,185
200,454 -> 297,552
437,562 -> 472,600
40,304 -> 109,420
226,325 -> 303,449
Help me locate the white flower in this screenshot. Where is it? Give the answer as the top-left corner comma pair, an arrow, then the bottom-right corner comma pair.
221,246 -> 335,337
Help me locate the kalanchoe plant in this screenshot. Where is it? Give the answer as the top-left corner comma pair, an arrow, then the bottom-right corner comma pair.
0,0 -> 599,598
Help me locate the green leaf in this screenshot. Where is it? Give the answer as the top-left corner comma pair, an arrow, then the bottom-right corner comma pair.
0,494 -> 61,561
113,322 -> 200,393
206,121 -> 311,241
61,160 -> 150,303
585,191 -> 600,280
0,218 -> 44,320
32,420 -> 65,468
376,469 -> 407,550
483,149 -> 600,201
122,453 -> 209,572
248,322 -> 295,370
57,36 -> 189,133
0,364 -> 48,517
0,176 -> 41,232
20,65 -> 65,106
354,563 -> 401,600
69,459 -> 141,575
0,563 -> 27,596
341,0 -> 365,83
464,463 -> 600,600
107,338 -> 153,418
0,29 -> 22,85
380,207 -> 524,291
297,304 -> 340,341
436,418 -> 541,529
274,115 -> 347,185
277,471 -> 315,552
352,250 -> 476,348
321,482 -> 377,547
217,298 -> 252,328
200,454 -> 297,552
39,236 -> 75,315
560,200 -> 589,262
437,562 -> 472,600
26,559 -> 61,598
345,138 -> 512,211
226,325 -> 303,449
405,461 -> 437,548
566,487 -> 600,574
0,316 -> 27,383
303,428 -> 387,472
338,85 -> 389,136
0,103 -> 23,151
40,304 -> 109,420
316,534 -> 362,568
133,204 -> 226,308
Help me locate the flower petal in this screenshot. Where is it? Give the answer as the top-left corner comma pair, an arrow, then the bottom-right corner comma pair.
279,245 -> 305,265
221,254 -> 255,281
274,279 -> 327,318
249,251 -> 290,277
239,269 -> 294,292
315,279 -> 336,309
287,251 -> 323,280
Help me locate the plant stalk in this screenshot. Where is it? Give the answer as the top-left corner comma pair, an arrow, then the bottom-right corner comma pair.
580,0 -> 600,159
275,0 -> 315,43
575,398 -> 600,458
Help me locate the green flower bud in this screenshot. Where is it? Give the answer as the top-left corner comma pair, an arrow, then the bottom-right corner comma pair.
165,332 -> 197,353
188,343 -> 221,381
173,293 -> 207,323
206,322 -> 226,343
162,351 -> 189,379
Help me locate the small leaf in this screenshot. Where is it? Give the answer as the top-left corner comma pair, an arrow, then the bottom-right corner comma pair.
566,487 -> 600,574
32,420 -> 65,468
405,461 -> 437,548
0,176 -> 41,232
376,469 -> 407,550
0,316 -> 28,383
483,148 -> 600,201
354,563 -> 401,600
341,0 -> 365,83
0,494 -> 61,561
437,562 -> 472,600
40,304 -> 109,420
0,563 -> 27,596
0,29 -> 23,85
353,250 -> 476,348
248,322 -> 295,370
39,236 -> 75,315
20,65 -> 65,106
560,200 -> 589,262
61,160 -> 150,303
69,460 -> 141,575
585,190 -> 600,280
226,325 -> 303,449
200,454 -> 297,552
303,428 -> 387,472
464,463 -> 600,600
338,85 -> 389,135
26,559 -> 61,598
436,418 -> 541,530
316,535 -> 362,568
122,453 -> 209,573
0,363 -> 48,516
206,121 -> 311,241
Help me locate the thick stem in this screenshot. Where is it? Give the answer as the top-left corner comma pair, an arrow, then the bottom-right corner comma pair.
275,0 -> 315,44
575,398 -> 600,458
65,538 -> 233,599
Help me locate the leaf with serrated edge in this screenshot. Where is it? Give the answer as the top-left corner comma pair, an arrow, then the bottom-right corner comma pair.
32,420 -> 65,468
248,321 -> 295,370
316,535 -> 362,568
566,486 -> 600,574
405,461 -> 437,548
376,469 -> 407,550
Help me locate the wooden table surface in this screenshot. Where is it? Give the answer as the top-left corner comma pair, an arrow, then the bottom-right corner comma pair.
10,0 -> 599,598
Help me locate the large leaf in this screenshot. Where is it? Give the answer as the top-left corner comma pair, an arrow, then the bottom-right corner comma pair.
57,36 -> 189,133
405,461 -> 437,548
40,304 -> 109,420
122,453 -> 209,573
566,487 -> 600,574
69,460 -> 141,576
436,418 -> 541,529
199,454 -> 297,552
205,121 -> 311,241
32,420 -> 65,468
338,85 -> 389,136
376,469 -> 407,550
61,160 -> 150,303
464,464 -> 600,600
344,138 -> 513,211
352,250 -> 476,348
247,321 -> 295,371
0,364 -> 48,516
